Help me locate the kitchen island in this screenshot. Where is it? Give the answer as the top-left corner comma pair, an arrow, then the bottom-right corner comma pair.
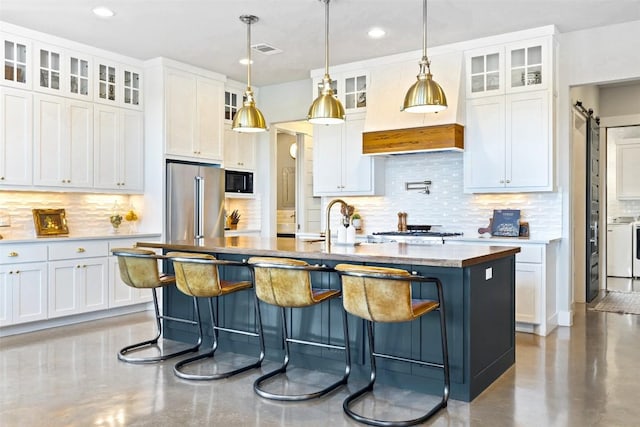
137,237 -> 520,401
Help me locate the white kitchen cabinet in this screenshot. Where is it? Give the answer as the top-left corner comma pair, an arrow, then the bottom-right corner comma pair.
33,93 -> 93,188
93,105 -> 144,192
505,38 -> 550,93
0,243 -> 48,327
165,68 -> 224,162
313,115 -> 384,196
0,87 -> 33,186
33,42 -> 92,101
616,139 -> 640,200
223,124 -> 256,171
465,45 -> 503,98
94,57 -> 142,110
515,263 -> 543,324
48,241 -> 108,318
1,32 -> 32,90
464,90 -> 552,192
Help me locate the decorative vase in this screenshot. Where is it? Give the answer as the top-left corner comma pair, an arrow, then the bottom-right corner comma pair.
352,218 -> 362,230
230,223 -> 238,230
110,214 -> 123,233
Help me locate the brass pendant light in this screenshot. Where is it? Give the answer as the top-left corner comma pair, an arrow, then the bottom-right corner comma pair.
308,0 -> 345,125
402,0 -> 447,113
232,15 -> 267,133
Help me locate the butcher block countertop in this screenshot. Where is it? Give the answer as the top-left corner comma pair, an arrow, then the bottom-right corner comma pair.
136,236 -> 520,268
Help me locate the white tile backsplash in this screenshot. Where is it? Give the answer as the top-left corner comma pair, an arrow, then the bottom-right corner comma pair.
0,191 -> 136,238
225,195 -> 262,230
322,152 -> 562,238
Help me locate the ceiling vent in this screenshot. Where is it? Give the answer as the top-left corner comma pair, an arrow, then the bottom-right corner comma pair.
251,43 -> 282,55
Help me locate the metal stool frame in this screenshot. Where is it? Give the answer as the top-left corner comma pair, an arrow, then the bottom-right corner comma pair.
336,269 -> 450,427
168,255 -> 265,380
249,260 -> 351,401
111,249 -> 201,364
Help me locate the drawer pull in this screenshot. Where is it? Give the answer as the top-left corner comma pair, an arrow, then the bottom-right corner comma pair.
77,247 -> 86,253
8,251 -> 18,257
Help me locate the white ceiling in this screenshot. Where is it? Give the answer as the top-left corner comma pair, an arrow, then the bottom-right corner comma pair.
2,1 -> 639,87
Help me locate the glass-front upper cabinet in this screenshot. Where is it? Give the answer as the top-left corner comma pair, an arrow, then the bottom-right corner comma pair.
505,37 -> 549,92
2,34 -> 31,89
224,90 -> 239,122
37,47 -> 61,92
94,58 -> 142,109
465,46 -> 503,98
343,73 -> 367,111
69,55 -> 90,99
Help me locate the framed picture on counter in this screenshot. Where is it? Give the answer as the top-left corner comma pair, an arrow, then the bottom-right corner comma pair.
491,209 -> 520,237
32,209 -> 69,236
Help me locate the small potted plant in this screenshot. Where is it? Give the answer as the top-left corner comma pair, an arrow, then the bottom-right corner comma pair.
228,209 -> 241,230
351,213 -> 362,230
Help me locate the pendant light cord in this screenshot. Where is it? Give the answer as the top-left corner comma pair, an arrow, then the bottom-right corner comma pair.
422,0 -> 427,61
324,0 -> 330,77
246,19 -> 252,89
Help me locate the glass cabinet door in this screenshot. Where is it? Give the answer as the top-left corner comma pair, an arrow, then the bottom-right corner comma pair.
506,38 -> 549,92
98,63 -> 117,102
123,69 -> 140,107
38,48 -> 61,91
69,56 -> 90,97
465,47 -> 503,98
344,74 -> 367,110
3,37 -> 30,88
224,90 -> 239,121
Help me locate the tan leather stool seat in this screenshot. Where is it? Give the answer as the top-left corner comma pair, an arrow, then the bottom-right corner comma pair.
248,256 -> 351,401
111,248 -> 201,364
335,263 -> 450,427
167,251 -> 264,381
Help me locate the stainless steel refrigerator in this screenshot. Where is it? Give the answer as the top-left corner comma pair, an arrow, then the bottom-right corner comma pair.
166,161 -> 225,241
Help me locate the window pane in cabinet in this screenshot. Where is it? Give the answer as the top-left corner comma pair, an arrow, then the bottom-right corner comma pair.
124,70 -> 131,85
99,82 -> 106,98
345,93 -> 355,109
511,68 -> 524,87
17,64 -> 25,83
471,75 -> 484,92
357,75 -> 366,91
108,67 -> 115,83
51,72 -> 59,89
99,64 -> 106,81
108,84 -> 115,100
70,57 -> 78,74
345,77 -> 354,93
487,53 -> 499,72
357,91 -> 366,108
225,106 -> 231,120
528,46 -> 542,65
40,49 -> 48,68
40,69 -> 48,87
133,91 -> 139,105
5,41 -> 13,60
80,79 -> 88,95
5,62 -> 13,80
132,73 -> 139,89
232,93 -> 237,105
125,88 -> 131,103
51,52 -> 59,70
70,75 -> 78,93
17,44 -> 26,63
526,65 -> 542,86
511,48 -> 525,67
80,60 -> 88,77
487,72 -> 499,90
471,56 -> 484,74
224,91 -> 230,104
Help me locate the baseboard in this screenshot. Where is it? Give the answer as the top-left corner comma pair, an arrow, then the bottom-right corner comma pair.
0,303 -> 152,337
557,310 -> 573,327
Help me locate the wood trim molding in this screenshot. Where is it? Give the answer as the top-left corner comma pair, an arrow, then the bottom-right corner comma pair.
362,123 -> 464,155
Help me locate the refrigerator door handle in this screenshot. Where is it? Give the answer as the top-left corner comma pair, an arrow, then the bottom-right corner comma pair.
194,176 -> 204,239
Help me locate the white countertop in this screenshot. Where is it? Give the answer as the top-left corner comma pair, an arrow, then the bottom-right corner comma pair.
0,232 -> 162,244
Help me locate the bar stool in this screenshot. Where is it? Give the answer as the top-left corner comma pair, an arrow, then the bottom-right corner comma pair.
111,248 -> 201,364
167,251 -> 265,380
247,256 -> 351,401
335,264 -> 450,427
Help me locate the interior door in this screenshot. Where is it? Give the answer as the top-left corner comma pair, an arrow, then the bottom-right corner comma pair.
586,116 -> 600,302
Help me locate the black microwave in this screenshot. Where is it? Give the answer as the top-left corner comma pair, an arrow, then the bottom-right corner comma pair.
225,170 -> 254,194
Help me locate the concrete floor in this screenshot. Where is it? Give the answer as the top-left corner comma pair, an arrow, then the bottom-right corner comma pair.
2,305 -> 640,427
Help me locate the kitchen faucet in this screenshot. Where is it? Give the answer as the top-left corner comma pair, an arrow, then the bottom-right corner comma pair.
325,198 -> 347,249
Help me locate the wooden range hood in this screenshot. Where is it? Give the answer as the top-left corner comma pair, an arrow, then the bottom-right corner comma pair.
362,123 -> 464,155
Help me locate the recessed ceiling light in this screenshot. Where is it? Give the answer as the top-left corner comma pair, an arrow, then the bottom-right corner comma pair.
92,7 -> 115,18
239,58 -> 254,65
368,28 -> 386,39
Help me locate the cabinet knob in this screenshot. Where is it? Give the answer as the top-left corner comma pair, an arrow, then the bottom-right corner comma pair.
0,176 -> 4,180
76,265 -> 81,268
15,270 -> 19,274
499,179 -> 505,184
506,179 -> 511,183
8,271 -> 13,275
77,247 -> 85,253
8,251 -> 18,257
